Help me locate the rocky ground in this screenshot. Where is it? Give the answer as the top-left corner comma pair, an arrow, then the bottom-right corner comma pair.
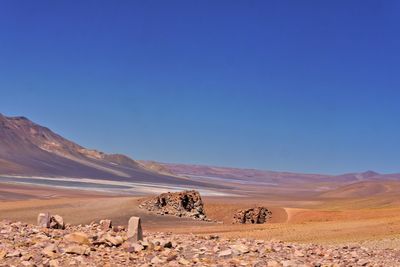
1,220 -> 400,267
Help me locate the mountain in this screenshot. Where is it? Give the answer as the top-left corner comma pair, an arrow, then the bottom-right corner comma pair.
0,114 -> 206,187
143,162 -> 398,188
1,113 -> 397,192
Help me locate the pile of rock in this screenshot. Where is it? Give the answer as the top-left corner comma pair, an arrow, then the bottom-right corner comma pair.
232,207 -> 272,224
1,217 -> 400,266
140,190 -> 208,221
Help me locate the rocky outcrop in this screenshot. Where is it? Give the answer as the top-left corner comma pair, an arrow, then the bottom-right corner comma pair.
232,207 -> 272,224
139,190 -> 207,220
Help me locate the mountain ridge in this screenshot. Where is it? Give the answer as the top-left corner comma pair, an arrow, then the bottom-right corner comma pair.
0,114 -> 207,187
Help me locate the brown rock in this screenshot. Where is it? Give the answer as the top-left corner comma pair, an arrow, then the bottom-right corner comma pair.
50,215 -> 65,229
218,249 -> 232,257
140,190 -> 207,220
65,245 -> 90,255
0,250 -> 6,259
64,232 -> 90,245
127,216 -> 143,241
20,261 -> 34,267
42,244 -> 58,258
37,213 -> 50,228
232,207 -> 272,224
49,259 -> 60,267
104,233 -> 124,246
6,250 -> 21,257
100,219 -> 112,231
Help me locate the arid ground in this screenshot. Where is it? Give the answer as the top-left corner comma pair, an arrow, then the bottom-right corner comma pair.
2,178 -> 400,251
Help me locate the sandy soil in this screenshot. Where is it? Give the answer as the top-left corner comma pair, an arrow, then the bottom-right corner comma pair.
1,181 -> 400,249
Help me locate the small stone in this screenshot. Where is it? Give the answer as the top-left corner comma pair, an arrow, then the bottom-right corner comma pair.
100,219 -> 112,231
127,242 -> 145,253
104,233 -> 124,246
151,256 -> 164,264
178,258 -> 191,265
21,253 -> 33,261
230,244 -> 250,254
42,244 -> 58,258
65,245 -> 90,256
218,249 -> 233,257
20,261 -> 33,267
281,260 -> 297,267
0,250 -> 6,259
294,250 -> 305,257
358,259 -> 370,266
49,259 -> 60,267
6,250 -> 21,258
166,251 -> 178,261
267,260 -> 282,267
64,232 -> 90,245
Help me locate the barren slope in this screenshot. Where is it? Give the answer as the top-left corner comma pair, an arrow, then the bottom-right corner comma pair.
0,114 -> 214,188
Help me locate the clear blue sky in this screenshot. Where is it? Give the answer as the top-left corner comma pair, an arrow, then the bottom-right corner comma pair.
1,1 -> 399,174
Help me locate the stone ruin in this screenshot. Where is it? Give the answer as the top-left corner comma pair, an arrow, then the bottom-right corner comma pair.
232,207 -> 272,224
139,190 -> 208,221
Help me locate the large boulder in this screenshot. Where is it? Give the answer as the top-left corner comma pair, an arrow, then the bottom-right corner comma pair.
140,190 -> 207,220
37,213 -> 50,228
50,215 -> 65,229
37,213 -> 65,229
127,216 -> 143,242
232,207 -> 272,224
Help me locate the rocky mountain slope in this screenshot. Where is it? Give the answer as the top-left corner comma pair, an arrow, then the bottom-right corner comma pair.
0,114 -> 205,187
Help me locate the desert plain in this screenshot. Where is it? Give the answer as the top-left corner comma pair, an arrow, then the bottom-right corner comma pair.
1,174 -> 400,251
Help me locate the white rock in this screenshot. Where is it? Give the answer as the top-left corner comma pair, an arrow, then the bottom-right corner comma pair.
37,213 -> 50,228
218,249 -> 232,257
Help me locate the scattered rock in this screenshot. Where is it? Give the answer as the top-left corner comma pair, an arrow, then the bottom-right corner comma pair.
0,218 -> 399,266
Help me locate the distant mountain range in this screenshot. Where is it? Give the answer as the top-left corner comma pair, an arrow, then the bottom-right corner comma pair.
1,113 -> 399,188
141,162 -> 400,189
